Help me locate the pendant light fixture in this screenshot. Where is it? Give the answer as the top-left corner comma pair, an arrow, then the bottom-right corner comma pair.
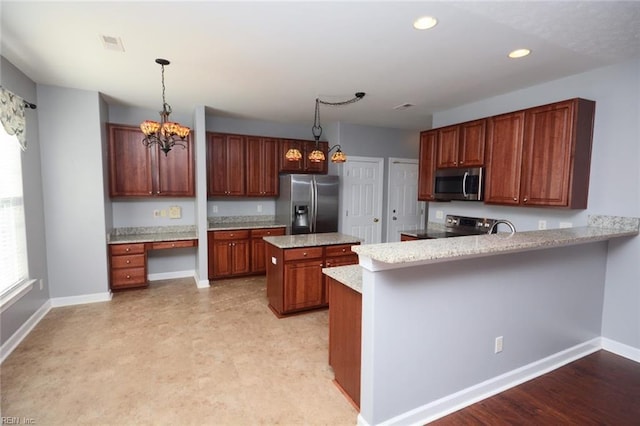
285,92 -> 365,163
140,58 -> 190,155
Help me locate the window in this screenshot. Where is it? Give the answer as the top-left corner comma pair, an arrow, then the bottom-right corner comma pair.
0,125 -> 28,296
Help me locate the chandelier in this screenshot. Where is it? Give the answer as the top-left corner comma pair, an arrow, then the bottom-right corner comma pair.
140,58 -> 190,155
285,92 -> 365,163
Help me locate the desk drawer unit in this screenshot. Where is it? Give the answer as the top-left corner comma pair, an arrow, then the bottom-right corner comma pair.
109,243 -> 147,290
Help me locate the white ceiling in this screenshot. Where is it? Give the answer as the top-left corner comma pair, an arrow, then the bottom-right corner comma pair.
2,1 -> 639,130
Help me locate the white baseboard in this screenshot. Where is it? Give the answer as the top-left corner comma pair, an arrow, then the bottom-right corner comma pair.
148,269 -> 195,282
374,338 -> 602,426
50,292 -> 112,308
1,300 -> 51,364
196,279 -> 210,289
601,337 -> 640,362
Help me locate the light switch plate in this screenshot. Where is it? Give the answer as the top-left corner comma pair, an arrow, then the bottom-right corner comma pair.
436,210 -> 444,219
168,206 -> 181,219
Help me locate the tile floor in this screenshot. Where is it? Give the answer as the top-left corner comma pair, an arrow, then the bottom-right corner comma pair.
1,277 -> 358,425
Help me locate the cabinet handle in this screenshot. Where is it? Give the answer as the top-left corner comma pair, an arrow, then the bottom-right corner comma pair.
327,262 -> 332,266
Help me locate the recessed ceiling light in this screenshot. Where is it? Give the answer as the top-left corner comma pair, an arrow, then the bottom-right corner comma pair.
413,16 -> 438,30
508,48 -> 531,59
100,34 -> 125,52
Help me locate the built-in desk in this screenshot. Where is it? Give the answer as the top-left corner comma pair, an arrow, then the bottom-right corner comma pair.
108,226 -> 197,291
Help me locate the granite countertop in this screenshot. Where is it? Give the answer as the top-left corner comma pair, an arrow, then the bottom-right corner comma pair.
400,222 -> 447,237
108,226 -> 197,244
207,215 -> 286,231
323,265 -> 362,294
353,215 -> 639,271
263,232 -> 363,249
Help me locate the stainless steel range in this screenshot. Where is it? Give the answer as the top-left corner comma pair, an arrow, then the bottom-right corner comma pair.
414,215 -> 500,239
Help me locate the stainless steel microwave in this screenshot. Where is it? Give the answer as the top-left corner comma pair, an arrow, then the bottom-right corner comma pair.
434,167 -> 484,201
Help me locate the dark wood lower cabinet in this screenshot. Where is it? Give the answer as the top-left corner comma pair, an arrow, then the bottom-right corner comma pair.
328,276 -> 362,409
266,242 -> 359,316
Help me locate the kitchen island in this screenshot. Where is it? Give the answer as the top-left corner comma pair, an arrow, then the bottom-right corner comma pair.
339,215 -> 638,425
263,232 -> 361,317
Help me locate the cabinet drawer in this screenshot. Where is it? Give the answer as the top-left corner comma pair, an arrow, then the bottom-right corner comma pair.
110,243 -> 145,255
212,230 -> 250,240
150,240 -> 196,250
284,247 -> 323,261
111,267 -> 146,286
325,244 -> 358,258
111,254 -> 145,269
251,227 -> 286,238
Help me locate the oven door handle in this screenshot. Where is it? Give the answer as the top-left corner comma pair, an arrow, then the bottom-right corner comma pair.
462,171 -> 469,198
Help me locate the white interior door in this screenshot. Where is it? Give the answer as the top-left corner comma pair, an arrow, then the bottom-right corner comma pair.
386,158 -> 426,242
341,157 -> 384,244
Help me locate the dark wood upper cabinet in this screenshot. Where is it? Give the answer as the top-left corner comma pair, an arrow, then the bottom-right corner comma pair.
484,112 -> 526,205
485,98 -> 595,208
207,133 -> 246,197
279,139 -> 328,174
519,98 -> 595,208
418,130 -> 437,201
108,123 -> 194,198
246,136 -> 279,196
435,120 -> 486,168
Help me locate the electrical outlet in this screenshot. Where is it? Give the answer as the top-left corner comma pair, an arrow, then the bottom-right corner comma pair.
436,210 -> 444,219
559,221 -> 573,228
538,220 -> 547,230
153,209 -> 161,218
160,209 -> 167,217
168,205 -> 181,219
257,204 -> 262,213
495,336 -> 503,353
212,205 -> 218,213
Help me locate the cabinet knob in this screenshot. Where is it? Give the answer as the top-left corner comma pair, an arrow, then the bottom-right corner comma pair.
126,260 -> 130,264
156,191 -> 160,194
230,233 -> 234,237
171,243 -> 175,248
513,197 -> 518,201
126,275 -> 131,279
523,198 -> 528,203
149,191 -> 153,195
125,248 -> 130,252
460,161 -> 464,165
303,252 -> 307,256
342,248 -> 346,252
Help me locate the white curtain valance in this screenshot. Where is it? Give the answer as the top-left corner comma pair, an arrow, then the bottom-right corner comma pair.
0,87 -> 27,151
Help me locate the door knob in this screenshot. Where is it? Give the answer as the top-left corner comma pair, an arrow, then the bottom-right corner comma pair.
373,218 -> 379,222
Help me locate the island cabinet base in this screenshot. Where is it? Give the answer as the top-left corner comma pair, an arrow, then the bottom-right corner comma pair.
265,241 -> 359,317
328,276 -> 362,409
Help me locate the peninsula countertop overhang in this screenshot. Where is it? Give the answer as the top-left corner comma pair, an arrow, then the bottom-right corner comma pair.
352,215 -> 639,272
263,232 -> 363,249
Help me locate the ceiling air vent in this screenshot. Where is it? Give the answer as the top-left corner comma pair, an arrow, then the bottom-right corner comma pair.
393,103 -> 414,111
100,35 -> 125,52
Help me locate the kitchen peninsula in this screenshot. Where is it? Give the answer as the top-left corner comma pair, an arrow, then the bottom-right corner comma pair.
264,232 -> 361,317
333,215 -> 638,426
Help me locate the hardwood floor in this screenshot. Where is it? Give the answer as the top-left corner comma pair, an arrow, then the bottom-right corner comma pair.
433,350 -> 640,425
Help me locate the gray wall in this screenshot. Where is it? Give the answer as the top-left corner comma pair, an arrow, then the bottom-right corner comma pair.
360,242 -> 608,424
428,58 -> 640,350
37,85 -> 109,298
0,57 -> 49,346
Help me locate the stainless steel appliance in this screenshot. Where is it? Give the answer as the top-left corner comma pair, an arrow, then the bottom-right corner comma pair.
434,167 -> 484,201
276,175 -> 339,234
413,214 -> 499,239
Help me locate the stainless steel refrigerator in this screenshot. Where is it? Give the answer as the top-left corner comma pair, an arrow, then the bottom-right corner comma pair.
276,175 -> 339,234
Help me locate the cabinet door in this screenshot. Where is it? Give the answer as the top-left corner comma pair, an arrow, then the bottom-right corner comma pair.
459,119 -> 486,167
520,101 -> 574,207
156,135 -> 195,196
418,130 -> 437,201
231,239 -> 250,275
207,133 -> 246,196
436,125 -> 459,168
279,139 -> 304,172
108,124 -> 153,197
283,260 -> 324,312
211,240 -> 233,278
485,112 -> 525,205
250,228 -> 286,273
246,137 -> 279,196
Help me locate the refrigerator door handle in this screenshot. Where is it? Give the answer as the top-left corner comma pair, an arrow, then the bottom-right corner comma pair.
310,178 -> 317,233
